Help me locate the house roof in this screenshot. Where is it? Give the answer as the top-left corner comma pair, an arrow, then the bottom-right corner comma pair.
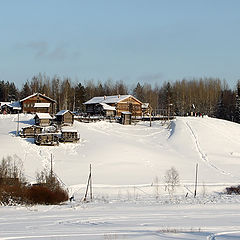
35,113 -> 52,119
0,102 -> 10,107
20,93 -> 56,103
84,95 -> 142,105
99,103 -> 116,111
1,101 -> 21,110
61,129 -> 78,133
56,110 -> 73,116
34,103 -> 51,108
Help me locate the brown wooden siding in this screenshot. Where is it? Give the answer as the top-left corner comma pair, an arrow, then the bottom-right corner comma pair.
22,96 -> 55,114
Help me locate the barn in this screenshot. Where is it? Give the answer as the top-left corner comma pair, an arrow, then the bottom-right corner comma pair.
20,93 -> 56,114
84,95 -> 142,117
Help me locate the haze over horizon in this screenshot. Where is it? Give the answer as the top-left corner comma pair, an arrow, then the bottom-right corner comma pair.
1,0 -> 240,88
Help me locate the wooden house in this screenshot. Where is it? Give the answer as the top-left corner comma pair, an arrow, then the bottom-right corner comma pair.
55,110 -> 74,125
20,125 -> 43,138
34,113 -> 52,127
84,95 -> 142,117
20,93 -> 56,114
34,133 -> 59,146
60,129 -> 80,142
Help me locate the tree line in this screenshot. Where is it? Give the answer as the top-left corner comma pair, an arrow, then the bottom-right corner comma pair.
0,73 -> 240,123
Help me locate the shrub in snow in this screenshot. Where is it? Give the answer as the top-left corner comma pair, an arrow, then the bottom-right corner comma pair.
226,185 -> 240,195
0,157 -> 68,205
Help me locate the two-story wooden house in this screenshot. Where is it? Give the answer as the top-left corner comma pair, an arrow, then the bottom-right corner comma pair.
84,95 -> 142,117
20,93 -> 56,114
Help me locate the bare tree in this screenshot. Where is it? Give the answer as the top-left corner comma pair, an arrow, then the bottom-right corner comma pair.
164,167 -> 180,196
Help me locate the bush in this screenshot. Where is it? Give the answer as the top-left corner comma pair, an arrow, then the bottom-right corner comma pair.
226,185 -> 240,195
28,185 -> 68,205
0,156 -> 68,205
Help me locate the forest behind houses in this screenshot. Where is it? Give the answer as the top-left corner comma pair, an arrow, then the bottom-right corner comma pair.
1,73 -> 240,122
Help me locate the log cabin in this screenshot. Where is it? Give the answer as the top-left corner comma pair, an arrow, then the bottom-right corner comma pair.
34,113 -> 52,126
20,93 -> 56,114
60,129 -> 80,142
55,110 -> 74,125
20,125 -> 43,138
84,95 -> 142,117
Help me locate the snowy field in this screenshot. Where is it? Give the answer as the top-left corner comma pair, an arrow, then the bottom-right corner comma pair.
1,114 -> 240,239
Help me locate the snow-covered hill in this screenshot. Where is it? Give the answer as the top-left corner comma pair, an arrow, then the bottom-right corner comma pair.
0,114 -> 240,196
2,114 -> 240,240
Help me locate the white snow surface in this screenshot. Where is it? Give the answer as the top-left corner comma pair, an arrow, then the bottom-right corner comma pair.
1,114 -> 240,239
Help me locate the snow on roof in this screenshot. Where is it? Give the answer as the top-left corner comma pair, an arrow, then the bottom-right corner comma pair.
99,103 -> 116,111
1,101 -> 21,110
20,93 -> 56,103
35,113 -> 52,119
142,103 -> 149,109
0,102 -> 10,107
61,129 -> 78,133
84,95 -> 131,105
9,101 -> 21,110
34,103 -> 50,108
121,111 -> 132,115
56,110 -> 73,116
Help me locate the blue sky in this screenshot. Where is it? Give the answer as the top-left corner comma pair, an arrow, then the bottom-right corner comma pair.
1,0 -> 240,88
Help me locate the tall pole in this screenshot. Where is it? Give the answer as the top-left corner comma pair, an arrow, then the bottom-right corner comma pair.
149,107 -> 152,127
90,164 -> 93,200
194,163 -> 198,198
16,110 -> 20,136
50,154 -> 53,178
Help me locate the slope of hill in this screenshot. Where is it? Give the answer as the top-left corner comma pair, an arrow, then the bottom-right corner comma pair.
0,114 -> 240,196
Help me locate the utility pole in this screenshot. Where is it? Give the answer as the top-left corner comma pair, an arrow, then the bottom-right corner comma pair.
194,163 -> 198,198
83,164 -> 93,202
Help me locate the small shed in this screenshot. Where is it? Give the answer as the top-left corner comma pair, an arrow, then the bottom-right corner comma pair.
34,133 -> 59,146
34,113 -> 52,126
121,111 -> 132,125
20,125 -> 43,138
60,129 -> 80,142
55,110 -> 74,125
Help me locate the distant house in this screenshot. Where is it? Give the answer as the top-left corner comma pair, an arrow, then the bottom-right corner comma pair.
34,113 -> 52,126
0,101 -> 21,114
84,95 -> 142,117
55,110 -> 74,125
20,93 -> 56,114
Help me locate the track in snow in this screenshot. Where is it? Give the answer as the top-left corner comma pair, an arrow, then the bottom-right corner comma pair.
185,120 -> 238,179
